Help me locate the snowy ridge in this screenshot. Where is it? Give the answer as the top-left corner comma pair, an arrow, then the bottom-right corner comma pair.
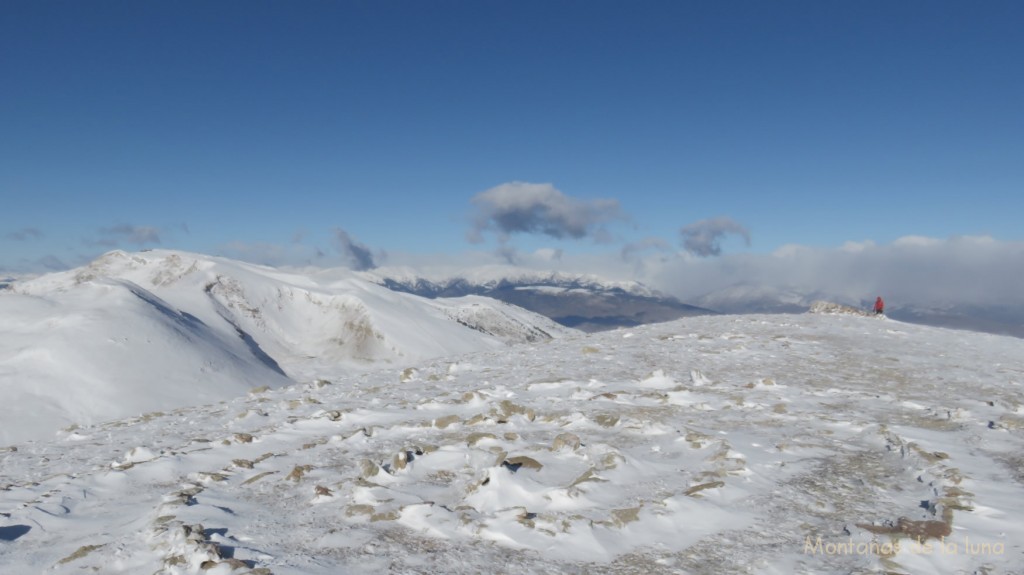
1,250 -> 574,444
0,276 -> 292,445
2,313 -> 1022,574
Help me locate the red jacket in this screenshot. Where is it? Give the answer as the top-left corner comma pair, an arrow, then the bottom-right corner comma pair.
874,297 -> 884,313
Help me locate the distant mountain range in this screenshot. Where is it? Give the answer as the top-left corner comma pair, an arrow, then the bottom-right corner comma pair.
365,269 -> 715,332
371,271 -> 1023,338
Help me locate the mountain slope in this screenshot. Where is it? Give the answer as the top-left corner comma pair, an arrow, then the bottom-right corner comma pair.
1,250 -> 574,443
0,278 -> 292,445
1,312 -> 1022,574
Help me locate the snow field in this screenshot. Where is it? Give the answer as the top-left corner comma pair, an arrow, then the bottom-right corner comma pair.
2,313 -> 1023,573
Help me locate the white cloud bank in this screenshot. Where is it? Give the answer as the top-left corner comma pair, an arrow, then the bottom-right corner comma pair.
646,235 -> 1024,307
379,234 -> 1024,309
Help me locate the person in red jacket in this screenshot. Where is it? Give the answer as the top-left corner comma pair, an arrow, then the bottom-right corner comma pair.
873,296 -> 885,315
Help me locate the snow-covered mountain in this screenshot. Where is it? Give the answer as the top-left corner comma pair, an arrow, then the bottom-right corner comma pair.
0,250 -> 574,444
2,312 -> 1022,574
364,266 -> 714,332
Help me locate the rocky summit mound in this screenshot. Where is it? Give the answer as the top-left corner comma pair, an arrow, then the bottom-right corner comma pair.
808,300 -> 878,317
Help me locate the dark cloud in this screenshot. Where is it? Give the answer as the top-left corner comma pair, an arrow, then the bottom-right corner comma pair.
680,217 -> 751,257
91,225 -> 162,247
496,245 -> 520,265
332,228 -> 377,271
5,228 -> 43,241
468,182 -> 625,244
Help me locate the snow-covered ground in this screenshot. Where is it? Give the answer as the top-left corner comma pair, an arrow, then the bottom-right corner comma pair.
2,311 -> 1022,574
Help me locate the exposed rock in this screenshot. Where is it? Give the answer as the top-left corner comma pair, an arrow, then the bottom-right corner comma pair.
240,471 -> 277,486
467,432 -> 497,446
551,432 -> 581,451
346,504 -> 374,517
286,465 -> 313,482
808,301 -> 873,317
857,517 -> 952,540
610,506 -> 642,528
57,544 -> 106,565
684,481 -> 725,496
503,456 -> 543,472
498,400 -> 536,422
391,451 -> 409,471
358,459 -> 381,479
433,415 -> 461,429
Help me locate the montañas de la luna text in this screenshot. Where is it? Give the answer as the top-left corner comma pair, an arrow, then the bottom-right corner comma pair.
804,536 -> 1005,556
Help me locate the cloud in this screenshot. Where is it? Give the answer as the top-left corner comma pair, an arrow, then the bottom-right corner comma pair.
382,234 -> 1024,313
0,253 -> 71,275
534,248 -> 563,262
332,228 -> 377,271
679,217 -> 751,257
468,182 -> 625,244
495,245 -> 520,265
5,228 -> 44,241
646,235 -> 1024,308
216,230 -> 378,270
91,225 -> 162,247
219,241 -> 325,268
621,237 -> 672,261
35,255 -> 68,271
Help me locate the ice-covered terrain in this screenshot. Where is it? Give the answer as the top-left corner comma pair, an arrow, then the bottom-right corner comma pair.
2,310 -> 1022,574
0,250 -> 572,444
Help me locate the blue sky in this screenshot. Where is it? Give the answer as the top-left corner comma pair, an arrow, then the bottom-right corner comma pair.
2,1 -> 1023,301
